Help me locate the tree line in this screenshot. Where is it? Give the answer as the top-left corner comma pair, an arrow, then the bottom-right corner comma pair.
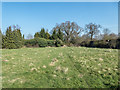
0,21 -> 119,49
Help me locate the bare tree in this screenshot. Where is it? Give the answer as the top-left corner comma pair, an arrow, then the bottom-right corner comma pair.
26,34 -> 33,39
58,21 -> 83,43
103,28 -> 110,35
81,33 -> 91,41
102,28 -> 111,40
109,33 -> 118,39
85,23 -> 101,41
94,33 -> 103,40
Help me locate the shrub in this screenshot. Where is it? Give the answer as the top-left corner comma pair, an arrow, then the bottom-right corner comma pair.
108,39 -> 117,49
66,43 -> 74,47
96,40 -> 108,48
80,41 -> 86,47
80,39 -> 119,49
85,41 -> 91,47
55,39 -> 63,47
24,39 -> 38,47
37,38 -> 47,47
47,40 -> 55,47
116,39 -> 120,49
24,38 -> 56,47
93,41 -> 99,47
89,40 -> 109,48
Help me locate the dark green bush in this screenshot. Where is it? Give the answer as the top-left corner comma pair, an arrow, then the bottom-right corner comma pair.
47,40 -> 55,47
24,39 -> 37,47
80,41 -> 86,46
80,39 -> 119,49
116,39 -> 120,49
93,41 -> 99,47
97,40 -> 109,48
24,38 -> 55,47
55,39 -> 63,47
37,38 -> 47,47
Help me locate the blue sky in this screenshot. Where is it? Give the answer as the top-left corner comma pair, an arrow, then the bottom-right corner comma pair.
2,2 -> 118,37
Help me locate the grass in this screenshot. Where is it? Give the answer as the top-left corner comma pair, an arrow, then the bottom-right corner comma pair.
1,47 -> 118,88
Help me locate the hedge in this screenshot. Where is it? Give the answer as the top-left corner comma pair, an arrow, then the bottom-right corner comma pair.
37,38 -> 47,47
80,39 -> 120,49
24,39 -> 38,47
24,38 -> 64,47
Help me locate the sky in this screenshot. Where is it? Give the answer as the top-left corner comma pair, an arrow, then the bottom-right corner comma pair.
2,2 -> 118,38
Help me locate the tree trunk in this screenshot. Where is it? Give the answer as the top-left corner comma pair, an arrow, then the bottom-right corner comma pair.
91,34 -> 93,41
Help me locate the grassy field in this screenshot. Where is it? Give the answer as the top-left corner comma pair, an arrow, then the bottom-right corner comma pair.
1,47 -> 118,88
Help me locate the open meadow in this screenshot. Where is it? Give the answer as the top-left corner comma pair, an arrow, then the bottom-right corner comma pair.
1,47 -> 118,88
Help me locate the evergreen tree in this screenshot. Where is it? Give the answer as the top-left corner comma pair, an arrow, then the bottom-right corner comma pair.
5,26 -> 16,49
51,29 -> 58,40
45,32 -> 50,39
12,30 -> 18,48
0,29 -> 2,49
1,29 -> 6,48
16,29 -> 23,48
57,28 -> 63,41
34,32 -> 39,38
3,25 -> 23,49
40,28 -> 46,38
23,34 -> 25,39
2,35 -> 6,49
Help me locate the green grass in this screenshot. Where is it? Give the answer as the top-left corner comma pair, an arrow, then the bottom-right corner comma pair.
1,47 -> 118,88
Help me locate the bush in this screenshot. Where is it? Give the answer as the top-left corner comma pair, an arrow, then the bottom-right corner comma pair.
24,39 -> 38,47
66,43 -> 74,47
55,39 -> 63,47
80,41 -> 86,47
116,39 -> 120,49
80,39 -> 119,49
37,38 -> 47,47
88,40 -> 110,48
93,41 -> 99,47
47,40 -> 55,47
108,39 -> 117,49
94,40 -> 106,48
24,38 -> 56,47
